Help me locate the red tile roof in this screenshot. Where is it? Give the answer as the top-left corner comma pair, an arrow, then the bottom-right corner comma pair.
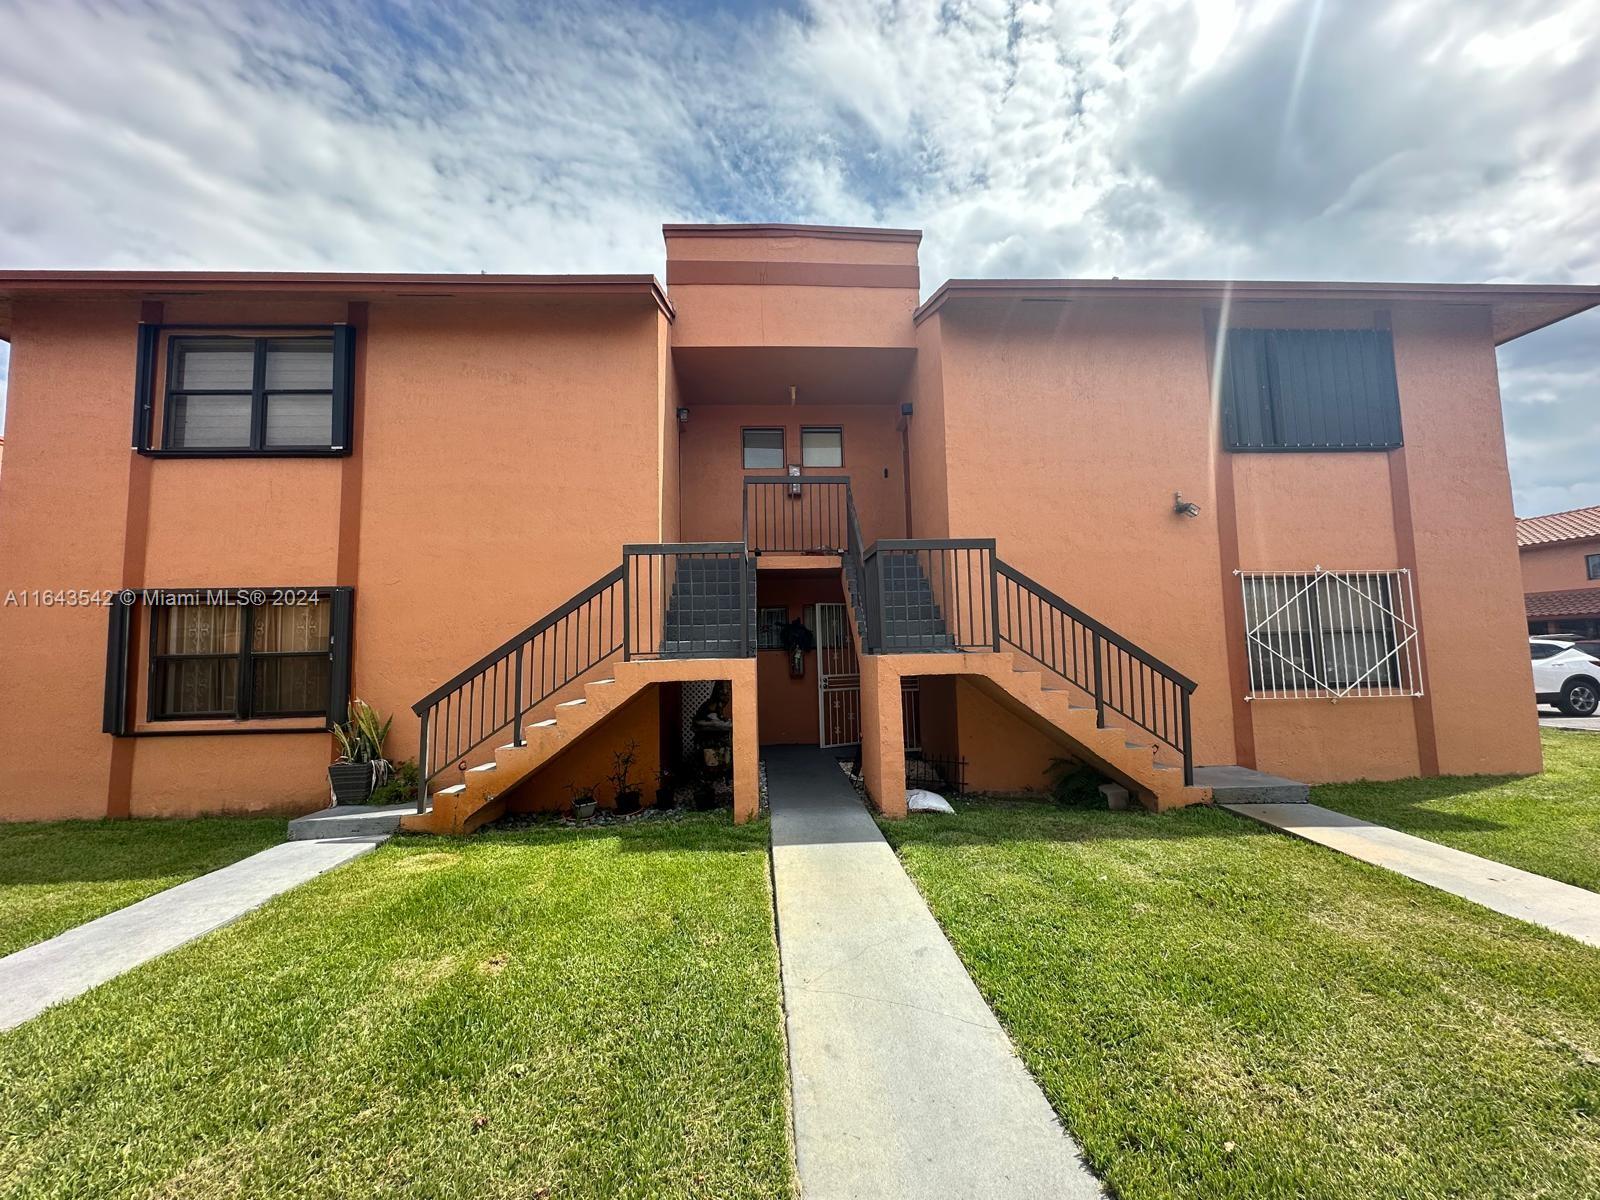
1525,588 -> 1600,618
1516,505 -> 1600,547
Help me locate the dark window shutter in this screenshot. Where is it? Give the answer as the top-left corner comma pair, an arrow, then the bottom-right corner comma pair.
132,324 -> 160,450
330,324 -> 356,454
327,587 -> 355,727
1221,327 -> 1403,451
102,594 -> 135,735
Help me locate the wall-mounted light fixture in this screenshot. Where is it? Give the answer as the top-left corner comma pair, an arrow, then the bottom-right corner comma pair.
1173,491 -> 1201,519
676,407 -> 689,425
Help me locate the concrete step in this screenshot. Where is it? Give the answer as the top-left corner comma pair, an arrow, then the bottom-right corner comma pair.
1193,764 -> 1309,803
288,801 -> 412,841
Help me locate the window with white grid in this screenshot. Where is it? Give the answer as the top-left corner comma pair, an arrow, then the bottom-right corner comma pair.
1238,569 -> 1423,699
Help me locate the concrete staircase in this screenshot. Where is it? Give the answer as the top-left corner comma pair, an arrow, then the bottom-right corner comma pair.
875,554 -> 957,651
880,648 -> 1210,811
402,663 -> 652,835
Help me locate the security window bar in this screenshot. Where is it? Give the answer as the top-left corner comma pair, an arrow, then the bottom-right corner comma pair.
1239,568 -> 1422,699
1221,328 -> 1403,451
756,606 -> 788,650
151,596 -> 332,720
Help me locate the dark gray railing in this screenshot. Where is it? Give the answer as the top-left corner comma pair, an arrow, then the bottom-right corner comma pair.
412,565 -> 624,812
843,487 -> 873,650
865,539 -> 997,653
995,559 -> 1195,785
743,476 -> 850,555
623,542 -> 753,661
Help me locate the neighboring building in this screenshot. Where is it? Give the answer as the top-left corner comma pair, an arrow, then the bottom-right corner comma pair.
0,225 -> 1594,831
1518,505 -> 1600,639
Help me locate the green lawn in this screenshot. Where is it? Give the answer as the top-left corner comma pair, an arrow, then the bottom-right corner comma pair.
0,814 -> 795,1200
0,817 -> 286,958
1315,729 -> 1600,892
882,799 -> 1600,1200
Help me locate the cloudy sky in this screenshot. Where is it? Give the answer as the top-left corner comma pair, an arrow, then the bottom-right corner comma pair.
0,0 -> 1594,514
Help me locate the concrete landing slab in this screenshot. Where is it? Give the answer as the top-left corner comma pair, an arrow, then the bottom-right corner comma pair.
1195,764 -> 1309,803
765,745 -> 1102,1200
288,801 -> 411,840
0,835 -> 384,1031
1224,802 -> 1600,948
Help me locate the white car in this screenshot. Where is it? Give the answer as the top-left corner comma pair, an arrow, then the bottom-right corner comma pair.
1530,637 -> 1600,717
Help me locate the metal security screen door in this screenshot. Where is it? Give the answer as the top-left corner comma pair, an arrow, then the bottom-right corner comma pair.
815,603 -> 861,747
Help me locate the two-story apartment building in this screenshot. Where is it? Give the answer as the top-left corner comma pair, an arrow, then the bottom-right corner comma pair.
1518,505 -> 1600,639
1,224 -> 1594,832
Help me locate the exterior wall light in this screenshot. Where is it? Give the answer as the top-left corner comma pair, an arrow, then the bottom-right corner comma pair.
1173,491 -> 1201,518
676,407 -> 689,424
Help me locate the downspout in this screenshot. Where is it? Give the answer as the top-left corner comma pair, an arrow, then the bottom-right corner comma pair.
898,401 -> 914,538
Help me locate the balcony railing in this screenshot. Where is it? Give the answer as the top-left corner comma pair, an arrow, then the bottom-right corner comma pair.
623,543 -> 753,660
743,476 -> 850,555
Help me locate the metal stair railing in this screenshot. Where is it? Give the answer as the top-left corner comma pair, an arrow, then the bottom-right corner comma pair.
994,558 -> 1196,785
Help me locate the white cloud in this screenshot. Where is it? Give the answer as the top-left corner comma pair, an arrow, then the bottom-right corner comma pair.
0,0 -> 1594,513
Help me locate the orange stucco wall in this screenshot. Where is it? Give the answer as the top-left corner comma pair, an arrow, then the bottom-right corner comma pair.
0,292 -> 672,821
930,295 -> 1541,784
677,404 -> 908,547
665,229 -> 918,350
1521,539 -> 1600,592
503,686 -> 663,813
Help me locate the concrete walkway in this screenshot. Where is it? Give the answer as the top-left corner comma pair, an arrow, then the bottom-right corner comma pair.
765,746 -> 1101,1199
0,835 -> 384,1031
1224,803 -> 1600,948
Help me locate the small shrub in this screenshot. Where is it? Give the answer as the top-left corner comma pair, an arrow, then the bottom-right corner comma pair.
1047,757 -> 1108,808
368,759 -> 419,806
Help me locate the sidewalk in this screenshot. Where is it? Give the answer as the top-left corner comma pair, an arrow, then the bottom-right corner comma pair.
764,745 -> 1102,1200
0,835 -> 385,1031
1224,802 -> 1600,947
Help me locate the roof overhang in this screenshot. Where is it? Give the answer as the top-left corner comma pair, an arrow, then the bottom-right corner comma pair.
913,278 -> 1600,344
0,270 -> 674,338
663,222 -> 922,245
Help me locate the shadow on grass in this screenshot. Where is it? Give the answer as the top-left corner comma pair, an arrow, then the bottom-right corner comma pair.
0,817 -> 287,887
1312,772 -> 1528,833
459,809 -> 769,856
880,794 -> 1267,851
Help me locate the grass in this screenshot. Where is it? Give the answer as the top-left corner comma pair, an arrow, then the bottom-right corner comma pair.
882,799 -> 1600,1200
0,817 -> 286,958
0,814 -> 795,1200
1314,729 -> 1600,892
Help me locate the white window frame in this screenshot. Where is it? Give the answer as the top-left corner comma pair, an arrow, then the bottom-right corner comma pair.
1237,567 -> 1423,700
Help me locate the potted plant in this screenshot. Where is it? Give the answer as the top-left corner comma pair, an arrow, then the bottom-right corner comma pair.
609,740 -> 643,815
329,699 -> 393,805
567,781 -> 598,820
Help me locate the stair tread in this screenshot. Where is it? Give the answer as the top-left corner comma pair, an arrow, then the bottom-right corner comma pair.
557,698 -> 588,707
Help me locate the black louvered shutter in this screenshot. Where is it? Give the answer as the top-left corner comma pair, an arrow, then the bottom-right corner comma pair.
1222,328 -> 1403,451
102,593 -> 135,735
330,324 -> 356,454
326,587 -> 355,728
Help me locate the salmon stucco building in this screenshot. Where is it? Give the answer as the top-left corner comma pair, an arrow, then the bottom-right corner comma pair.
1518,505 -> 1600,640
0,223 -> 1595,831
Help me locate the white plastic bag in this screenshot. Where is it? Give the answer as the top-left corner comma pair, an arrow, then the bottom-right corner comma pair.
906,788 -> 955,815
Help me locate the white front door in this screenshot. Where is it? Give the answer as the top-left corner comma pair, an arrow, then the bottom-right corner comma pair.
815,602 -> 861,747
